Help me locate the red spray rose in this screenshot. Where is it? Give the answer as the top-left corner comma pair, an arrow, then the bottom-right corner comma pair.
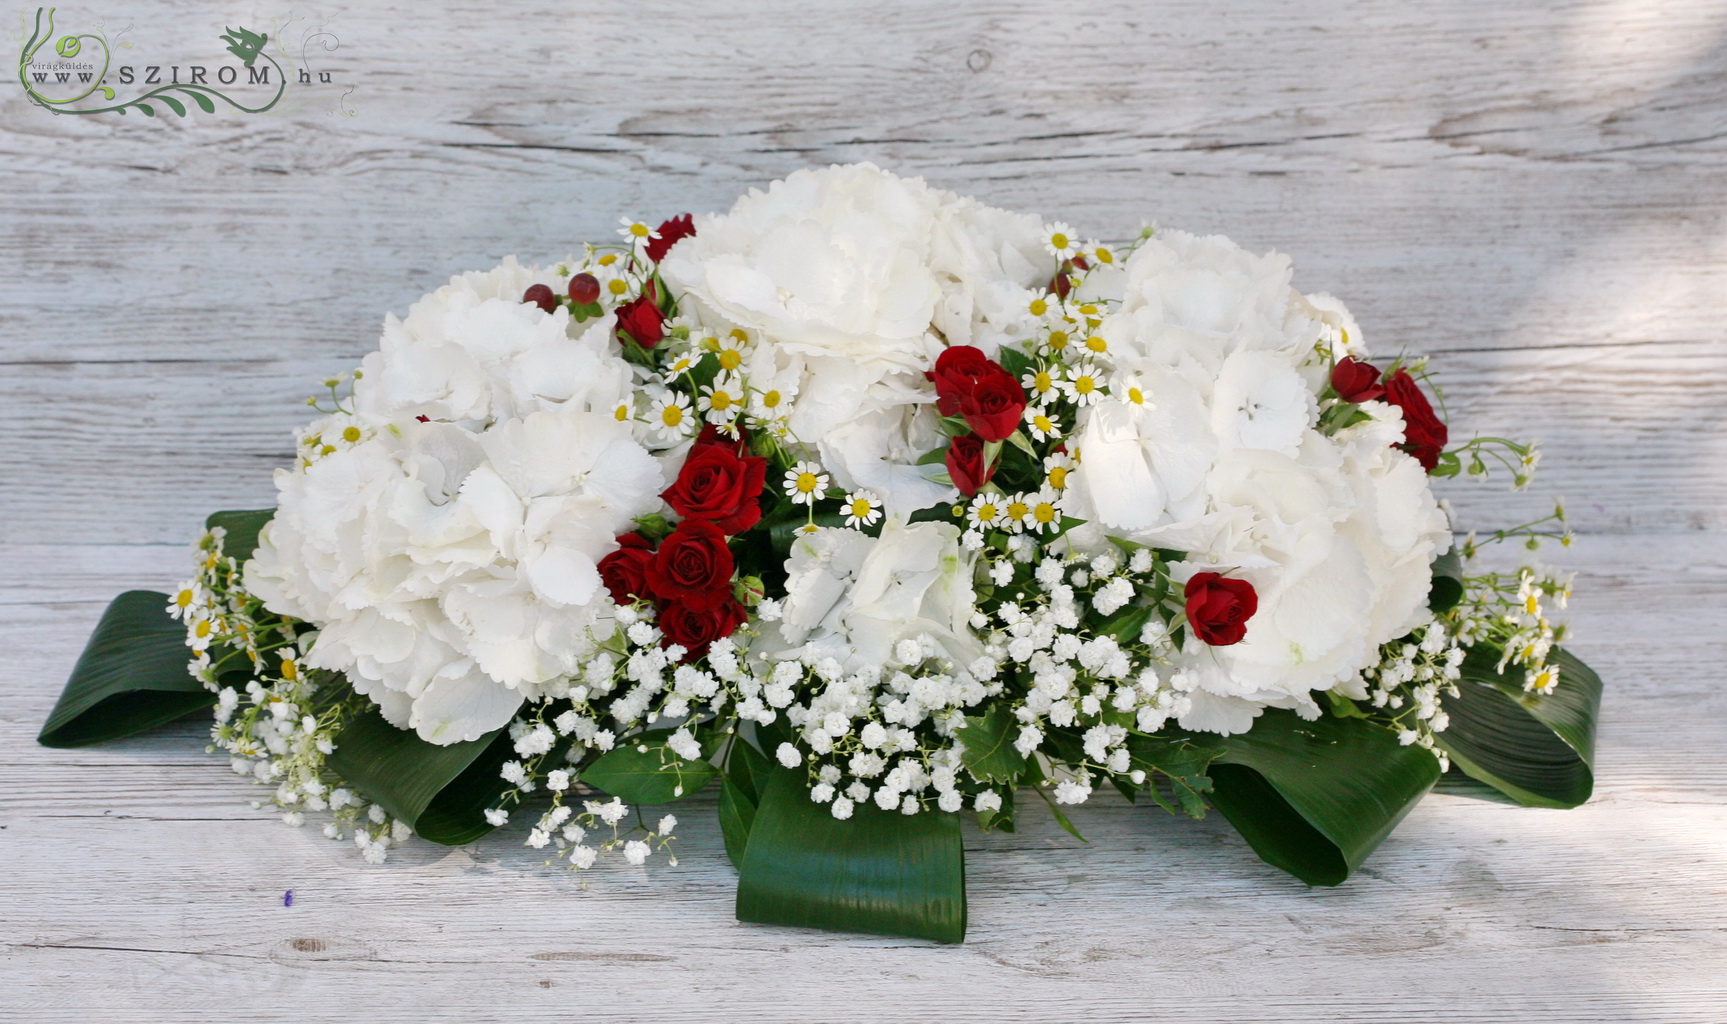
1184,572 -> 1259,646
616,291 -> 665,349
1330,356 -> 1385,403
644,519 -> 735,611
928,345 -> 996,416
657,596 -> 748,660
1383,369 -> 1449,472
927,345 -> 1027,441
597,533 -> 653,604
662,442 -> 768,535
645,214 -> 696,263
945,434 -> 997,497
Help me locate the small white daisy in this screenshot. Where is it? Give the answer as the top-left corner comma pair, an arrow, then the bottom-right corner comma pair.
649,391 -> 695,443
1021,366 -> 1061,405
1025,490 -> 1063,534
999,493 -> 1032,534
618,217 -> 659,243
699,373 -> 745,426
1114,373 -> 1153,409
1043,452 -> 1077,492
1024,406 -> 1063,442
1043,222 -> 1081,260
842,490 -> 883,528
784,461 -> 829,506
1062,362 -> 1106,406
967,493 -> 1003,530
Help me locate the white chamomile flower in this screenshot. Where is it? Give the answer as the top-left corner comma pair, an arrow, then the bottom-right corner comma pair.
699,373 -> 745,426
1000,493 -> 1032,534
1080,332 -> 1109,356
1043,452 -> 1076,492
1088,243 -> 1116,266
1027,294 -> 1055,319
1062,362 -> 1106,406
1041,325 -> 1073,358
968,492 -> 1003,530
1044,221 -> 1080,259
649,391 -> 695,443
1024,490 -> 1062,534
1024,405 -> 1063,442
167,582 -> 205,621
711,330 -> 750,373
610,396 -> 635,424
842,490 -> 883,528
1114,372 -> 1153,409
663,350 -> 701,377
1021,366 -> 1061,406
784,461 -> 829,506
750,381 -> 795,422
618,217 -> 659,243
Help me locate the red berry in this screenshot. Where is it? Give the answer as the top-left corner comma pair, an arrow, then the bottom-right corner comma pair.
522,283 -> 556,313
568,273 -> 600,305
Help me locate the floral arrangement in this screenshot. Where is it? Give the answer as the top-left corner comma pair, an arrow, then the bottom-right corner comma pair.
41,165 -> 1600,942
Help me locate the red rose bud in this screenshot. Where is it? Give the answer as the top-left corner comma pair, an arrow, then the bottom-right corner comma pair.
1383,369 -> 1449,472
1184,572 -> 1258,646
616,293 -> 665,348
657,596 -> 747,660
662,441 -> 768,535
1330,356 -> 1385,403
597,533 -> 653,604
645,518 -> 735,611
958,367 -> 1028,442
927,345 -> 995,416
522,283 -> 557,313
645,214 -> 696,264
568,272 -> 601,305
945,434 -> 996,497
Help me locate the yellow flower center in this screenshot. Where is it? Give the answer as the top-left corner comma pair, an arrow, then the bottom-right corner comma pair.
1050,232 -> 1069,250
1033,371 -> 1053,393
598,253 -> 618,267
1085,335 -> 1108,353
1006,500 -> 1029,521
1033,414 -> 1054,433
1047,331 -> 1068,350
1095,247 -> 1114,264
1074,376 -> 1096,395
342,425 -> 362,443
608,278 -> 628,296
796,472 -> 820,494
850,499 -> 872,518
718,350 -> 742,371
709,390 -> 735,411
762,389 -> 782,409
614,403 -> 630,421
976,503 -> 998,522
629,222 -> 650,237
194,620 -> 212,639
1127,387 -> 1144,405
1048,466 -> 1069,490
1525,594 -> 1540,615
661,405 -> 685,427
281,658 -> 298,681
175,589 -> 194,608
1029,298 -> 1048,316
1033,502 -> 1057,523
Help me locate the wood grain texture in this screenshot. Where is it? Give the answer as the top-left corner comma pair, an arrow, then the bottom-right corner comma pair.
3,0 -> 1725,1020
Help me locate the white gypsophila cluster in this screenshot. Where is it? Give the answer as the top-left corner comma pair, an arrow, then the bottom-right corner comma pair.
659,163 -> 1050,516
244,260 -> 665,744
168,528 -> 409,860
1046,230 -> 1454,734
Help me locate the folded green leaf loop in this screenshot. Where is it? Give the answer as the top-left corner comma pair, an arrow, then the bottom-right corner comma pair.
205,509 -> 274,562
717,735 -> 772,868
325,706 -> 512,845
1434,644 -> 1600,808
1204,710 -> 1441,886
39,590 -> 215,748
736,769 -> 966,943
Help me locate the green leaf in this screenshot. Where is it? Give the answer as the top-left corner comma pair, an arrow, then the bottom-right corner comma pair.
38,591 -> 214,748
1428,545 -> 1464,613
956,705 -> 1026,783
1205,710 -> 1441,886
718,735 -> 773,868
580,731 -> 718,805
325,706 -> 512,845
205,509 -> 274,562
1125,732 -> 1223,818
736,769 -> 966,943
1433,645 -> 1600,808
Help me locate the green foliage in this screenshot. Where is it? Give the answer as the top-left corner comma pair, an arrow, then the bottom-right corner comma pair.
736,769 -> 966,943
580,730 -> 718,805
956,705 -> 1026,783
38,591 -> 215,747
1125,733 -> 1224,818
204,509 -> 274,562
1434,645 -> 1600,808
325,707 -> 514,845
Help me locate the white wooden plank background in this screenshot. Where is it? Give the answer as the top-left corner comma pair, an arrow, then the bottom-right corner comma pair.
3,1 -> 1725,1020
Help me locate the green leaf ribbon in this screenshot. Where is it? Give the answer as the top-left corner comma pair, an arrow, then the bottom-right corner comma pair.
1204,710 -> 1442,886
325,706 -> 514,846
1434,644 -> 1600,808
735,768 -> 966,943
38,590 -> 215,747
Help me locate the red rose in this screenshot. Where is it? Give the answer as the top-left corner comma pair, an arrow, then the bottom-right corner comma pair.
597,533 -> 653,604
945,434 -> 997,497
645,519 -> 735,610
645,214 -> 696,264
1383,369 -> 1449,472
657,596 -> 747,660
957,368 -> 1027,442
616,293 -> 665,349
1184,572 -> 1258,646
662,442 -> 767,535
928,345 -> 996,416
1331,356 -> 1385,403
